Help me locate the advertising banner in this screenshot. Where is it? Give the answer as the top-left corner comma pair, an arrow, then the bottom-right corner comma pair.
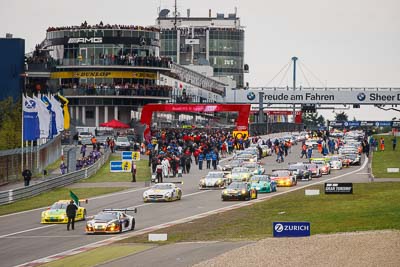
329,121 -> 399,128
325,183 -> 353,194
228,89 -> 400,105
110,161 -> 132,172
232,130 -> 249,140
51,71 -> 157,80
121,151 -> 141,161
273,222 -> 311,237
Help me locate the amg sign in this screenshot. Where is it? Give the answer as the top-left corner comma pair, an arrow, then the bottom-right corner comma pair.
68,37 -> 103,44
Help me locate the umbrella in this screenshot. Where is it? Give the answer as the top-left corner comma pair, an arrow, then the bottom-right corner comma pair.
99,119 -> 130,129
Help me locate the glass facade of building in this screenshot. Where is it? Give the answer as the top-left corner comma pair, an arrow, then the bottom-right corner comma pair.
45,29 -> 160,64
159,27 -> 244,87
209,29 -> 244,88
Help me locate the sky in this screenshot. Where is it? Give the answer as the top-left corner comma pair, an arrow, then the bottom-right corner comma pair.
1,0 -> 399,121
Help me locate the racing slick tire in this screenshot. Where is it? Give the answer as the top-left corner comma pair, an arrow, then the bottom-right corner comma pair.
83,209 -> 87,221
177,191 -> 182,200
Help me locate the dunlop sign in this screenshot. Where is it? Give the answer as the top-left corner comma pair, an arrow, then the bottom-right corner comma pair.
110,161 -> 131,172
233,130 -> 248,140
230,89 -> 400,105
51,71 -> 157,80
122,151 -> 141,161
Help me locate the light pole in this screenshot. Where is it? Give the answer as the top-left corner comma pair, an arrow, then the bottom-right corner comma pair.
292,56 -> 298,123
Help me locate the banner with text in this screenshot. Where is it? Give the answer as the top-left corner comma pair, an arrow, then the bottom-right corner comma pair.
227,89 -> 400,105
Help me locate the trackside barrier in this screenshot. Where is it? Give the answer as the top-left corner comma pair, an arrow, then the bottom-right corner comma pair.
0,152 -> 110,205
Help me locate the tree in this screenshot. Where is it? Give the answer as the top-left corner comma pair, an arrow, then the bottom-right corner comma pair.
302,112 -> 325,129
335,111 -> 348,121
0,97 -> 22,150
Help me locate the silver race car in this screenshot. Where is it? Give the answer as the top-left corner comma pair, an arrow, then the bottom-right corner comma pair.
199,171 -> 231,189
143,182 -> 182,202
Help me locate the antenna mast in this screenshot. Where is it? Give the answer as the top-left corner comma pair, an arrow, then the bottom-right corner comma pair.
174,0 -> 178,30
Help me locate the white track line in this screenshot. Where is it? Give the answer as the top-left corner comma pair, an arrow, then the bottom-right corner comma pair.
1,190 -> 213,238
0,225 -> 55,238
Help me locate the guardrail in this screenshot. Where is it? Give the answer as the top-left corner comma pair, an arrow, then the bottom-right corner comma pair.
0,152 -> 110,205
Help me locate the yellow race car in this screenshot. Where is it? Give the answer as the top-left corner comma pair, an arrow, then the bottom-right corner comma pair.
41,200 -> 87,224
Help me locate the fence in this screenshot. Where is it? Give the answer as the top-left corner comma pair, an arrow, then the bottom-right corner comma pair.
0,152 -> 110,205
0,135 -> 62,185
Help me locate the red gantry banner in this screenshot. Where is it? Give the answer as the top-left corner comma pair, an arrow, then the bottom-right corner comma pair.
140,104 -> 251,141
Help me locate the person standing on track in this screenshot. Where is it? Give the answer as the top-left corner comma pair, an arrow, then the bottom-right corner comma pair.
380,137 -> 385,151
131,161 -> 137,182
198,152 -> 204,170
66,200 -> 78,231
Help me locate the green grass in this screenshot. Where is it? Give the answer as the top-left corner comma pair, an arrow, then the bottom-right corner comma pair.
42,244 -> 153,267
0,187 -> 127,216
80,154 -> 151,183
44,158 -> 62,174
372,135 -> 400,178
120,182 -> 400,244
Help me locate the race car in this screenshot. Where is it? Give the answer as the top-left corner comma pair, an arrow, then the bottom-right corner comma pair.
219,159 -> 244,172
41,200 -> 87,224
228,167 -> 253,182
250,175 -> 277,193
199,171 -> 231,189
343,153 -> 361,166
327,156 -> 343,170
242,162 -> 265,175
86,208 -> 136,234
221,182 -> 257,201
288,163 -> 312,181
143,182 -> 182,202
270,170 -> 297,187
260,145 -> 272,157
310,159 -> 331,175
303,162 -> 322,178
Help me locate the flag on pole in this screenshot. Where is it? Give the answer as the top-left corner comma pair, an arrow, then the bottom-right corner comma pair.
69,190 -> 79,206
32,95 -> 50,139
22,95 -> 40,141
49,95 -> 64,133
57,94 -> 70,130
41,95 -> 57,138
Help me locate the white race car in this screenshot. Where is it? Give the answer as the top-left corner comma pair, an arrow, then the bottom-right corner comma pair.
143,182 -> 182,202
327,156 -> 343,170
86,208 -> 136,234
199,171 -> 230,189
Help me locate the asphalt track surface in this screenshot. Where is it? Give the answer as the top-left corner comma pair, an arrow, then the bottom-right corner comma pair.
0,136 -> 372,267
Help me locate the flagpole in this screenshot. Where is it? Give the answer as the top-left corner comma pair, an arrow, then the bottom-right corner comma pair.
21,94 -> 24,172
26,141 -> 29,170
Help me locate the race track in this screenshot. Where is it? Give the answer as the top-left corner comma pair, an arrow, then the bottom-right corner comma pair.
0,136 -> 370,267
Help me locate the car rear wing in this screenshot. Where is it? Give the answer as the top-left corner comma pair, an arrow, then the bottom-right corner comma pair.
271,169 -> 291,172
103,208 -> 137,213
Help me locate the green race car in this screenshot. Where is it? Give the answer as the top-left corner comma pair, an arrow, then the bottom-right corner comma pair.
250,175 -> 277,193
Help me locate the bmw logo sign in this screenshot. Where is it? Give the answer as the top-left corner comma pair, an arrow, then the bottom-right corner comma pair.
24,99 -> 36,110
357,92 -> 366,101
247,91 -> 256,101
